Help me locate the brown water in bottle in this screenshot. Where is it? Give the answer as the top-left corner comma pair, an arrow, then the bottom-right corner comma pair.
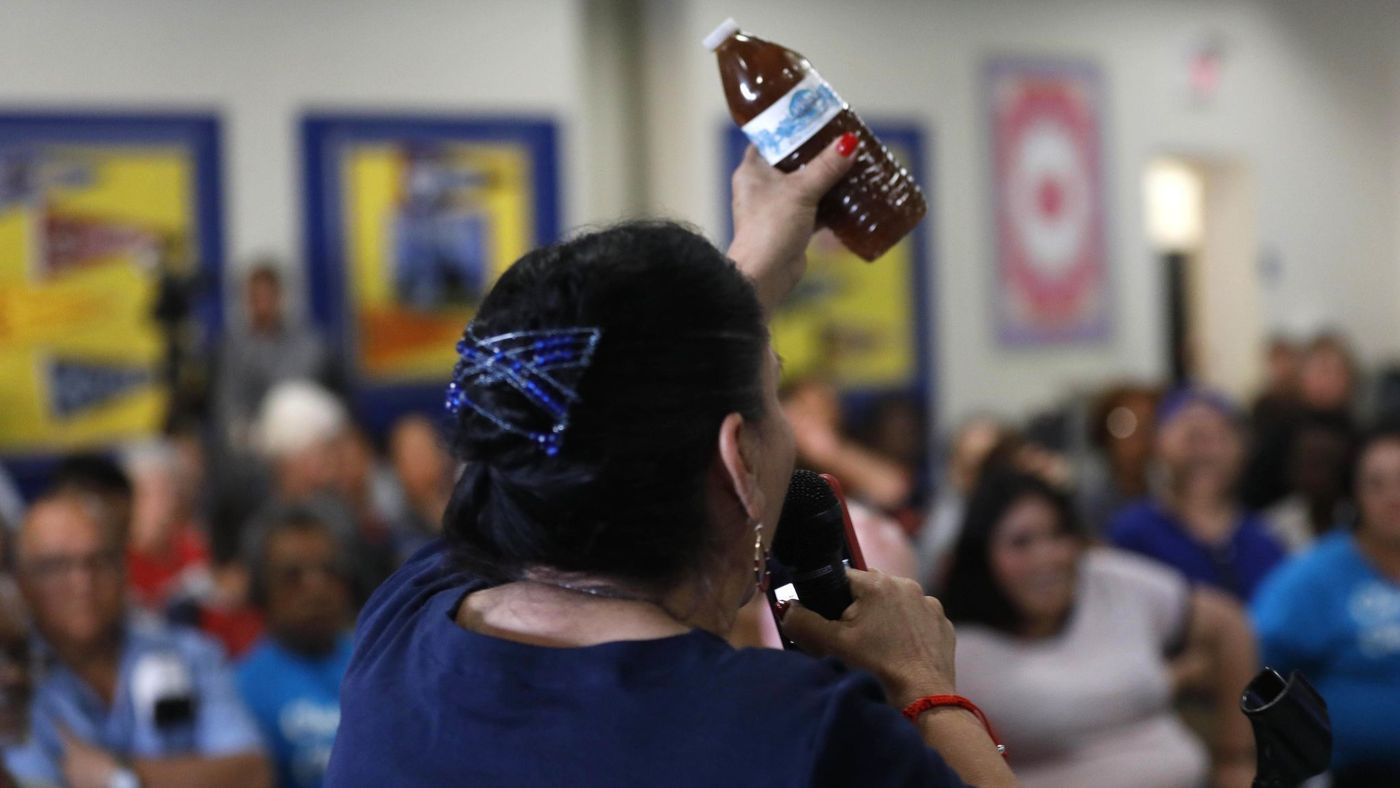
708,21 -> 927,262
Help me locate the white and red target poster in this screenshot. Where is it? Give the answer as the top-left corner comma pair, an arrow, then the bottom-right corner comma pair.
986,58 -> 1111,345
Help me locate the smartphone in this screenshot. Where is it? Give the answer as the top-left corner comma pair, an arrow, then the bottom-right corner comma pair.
765,473 -> 866,650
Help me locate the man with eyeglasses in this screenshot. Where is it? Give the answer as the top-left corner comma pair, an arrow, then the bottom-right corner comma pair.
4,493 -> 271,788
236,503 -> 356,788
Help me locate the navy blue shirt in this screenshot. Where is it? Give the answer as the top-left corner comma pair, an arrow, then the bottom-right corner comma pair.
1108,500 -> 1286,601
327,542 -> 964,787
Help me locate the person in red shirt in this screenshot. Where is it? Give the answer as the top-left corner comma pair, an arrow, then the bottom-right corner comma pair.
122,442 -> 213,614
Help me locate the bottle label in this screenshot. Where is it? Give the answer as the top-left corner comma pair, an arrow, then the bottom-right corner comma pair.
741,73 -> 845,164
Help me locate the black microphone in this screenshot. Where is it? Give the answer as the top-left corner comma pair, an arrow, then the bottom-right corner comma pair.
1240,668 -> 1331,788
772,470 -> 854,620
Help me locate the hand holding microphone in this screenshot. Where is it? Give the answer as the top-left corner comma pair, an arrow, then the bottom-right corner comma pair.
771,470 -> 858,620
773,470 -> 958,707
781,568 -> 958,707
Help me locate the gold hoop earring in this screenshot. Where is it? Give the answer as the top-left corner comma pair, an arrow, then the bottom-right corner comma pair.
752,521 -> 768,593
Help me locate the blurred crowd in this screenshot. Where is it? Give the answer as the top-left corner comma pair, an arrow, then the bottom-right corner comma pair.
0,260 -> 1397,786
0,265 -> 456,788
750,329 -> 1399,786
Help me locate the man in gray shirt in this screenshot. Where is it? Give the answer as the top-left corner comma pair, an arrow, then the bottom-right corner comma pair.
211,262 -> 343,559
215,262 -> 341,453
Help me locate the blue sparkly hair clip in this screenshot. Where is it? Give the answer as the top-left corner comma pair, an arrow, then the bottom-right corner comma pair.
444,326 -> 603,457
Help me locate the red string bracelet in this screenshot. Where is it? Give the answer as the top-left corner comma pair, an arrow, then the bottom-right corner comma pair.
902,694 -> 1007,757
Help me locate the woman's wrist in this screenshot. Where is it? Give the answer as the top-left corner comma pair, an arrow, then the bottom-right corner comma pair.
725,237 -> 799,316
904,695 -> 1006,758
884,673 -> 957,708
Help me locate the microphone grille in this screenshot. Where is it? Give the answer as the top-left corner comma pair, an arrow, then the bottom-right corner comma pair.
773,470 -> 843,568
782,469 -> 839,519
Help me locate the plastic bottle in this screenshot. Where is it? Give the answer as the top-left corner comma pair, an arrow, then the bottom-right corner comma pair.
705,18 -> 927,262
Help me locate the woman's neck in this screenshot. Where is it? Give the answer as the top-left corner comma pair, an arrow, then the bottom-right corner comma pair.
455,572 -> 741,648
1306,495 -> 1341,533
1019,619 -> 1060,640
1169,488 -> 1236,544
1356,530 -> 1400,584
1018,607 -> 1072,641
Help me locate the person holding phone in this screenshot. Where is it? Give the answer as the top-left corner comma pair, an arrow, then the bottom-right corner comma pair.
327,139 -> 1015,787
4,492 -> 270,788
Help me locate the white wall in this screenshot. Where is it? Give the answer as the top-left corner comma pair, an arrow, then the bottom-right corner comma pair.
644,0 -> 1400,429
1192,159 -> 1261,401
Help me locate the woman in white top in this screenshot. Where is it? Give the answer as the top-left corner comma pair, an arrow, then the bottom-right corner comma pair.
940,470 -> 1259,788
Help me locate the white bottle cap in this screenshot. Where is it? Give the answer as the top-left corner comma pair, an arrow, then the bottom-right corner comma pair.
703,18 -> 740,51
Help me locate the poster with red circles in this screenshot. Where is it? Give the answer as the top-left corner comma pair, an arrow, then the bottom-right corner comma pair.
987,58 -> 1111,345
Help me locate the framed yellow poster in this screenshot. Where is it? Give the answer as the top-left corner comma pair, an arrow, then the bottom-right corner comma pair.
0,113 -> 223,458
302,115 -> 558,432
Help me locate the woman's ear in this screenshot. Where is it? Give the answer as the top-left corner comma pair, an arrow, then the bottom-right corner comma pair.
717,412 -> 766,523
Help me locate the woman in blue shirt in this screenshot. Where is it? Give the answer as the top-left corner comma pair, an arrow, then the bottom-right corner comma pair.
1253,424 -> 1400,784
1108,388 -> 1286,601
326,138 -> 1013,787
237,501 -> 359,788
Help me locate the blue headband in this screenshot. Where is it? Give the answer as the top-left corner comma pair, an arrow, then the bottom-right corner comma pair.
445,326 -> 603,457
1156,387 -> 1240,429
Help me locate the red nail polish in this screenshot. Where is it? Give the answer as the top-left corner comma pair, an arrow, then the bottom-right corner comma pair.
775,600 -> 791,618
836,132 -> 858,157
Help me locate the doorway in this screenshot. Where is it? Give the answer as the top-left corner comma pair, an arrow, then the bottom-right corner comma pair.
1144,156 -> 1260,398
